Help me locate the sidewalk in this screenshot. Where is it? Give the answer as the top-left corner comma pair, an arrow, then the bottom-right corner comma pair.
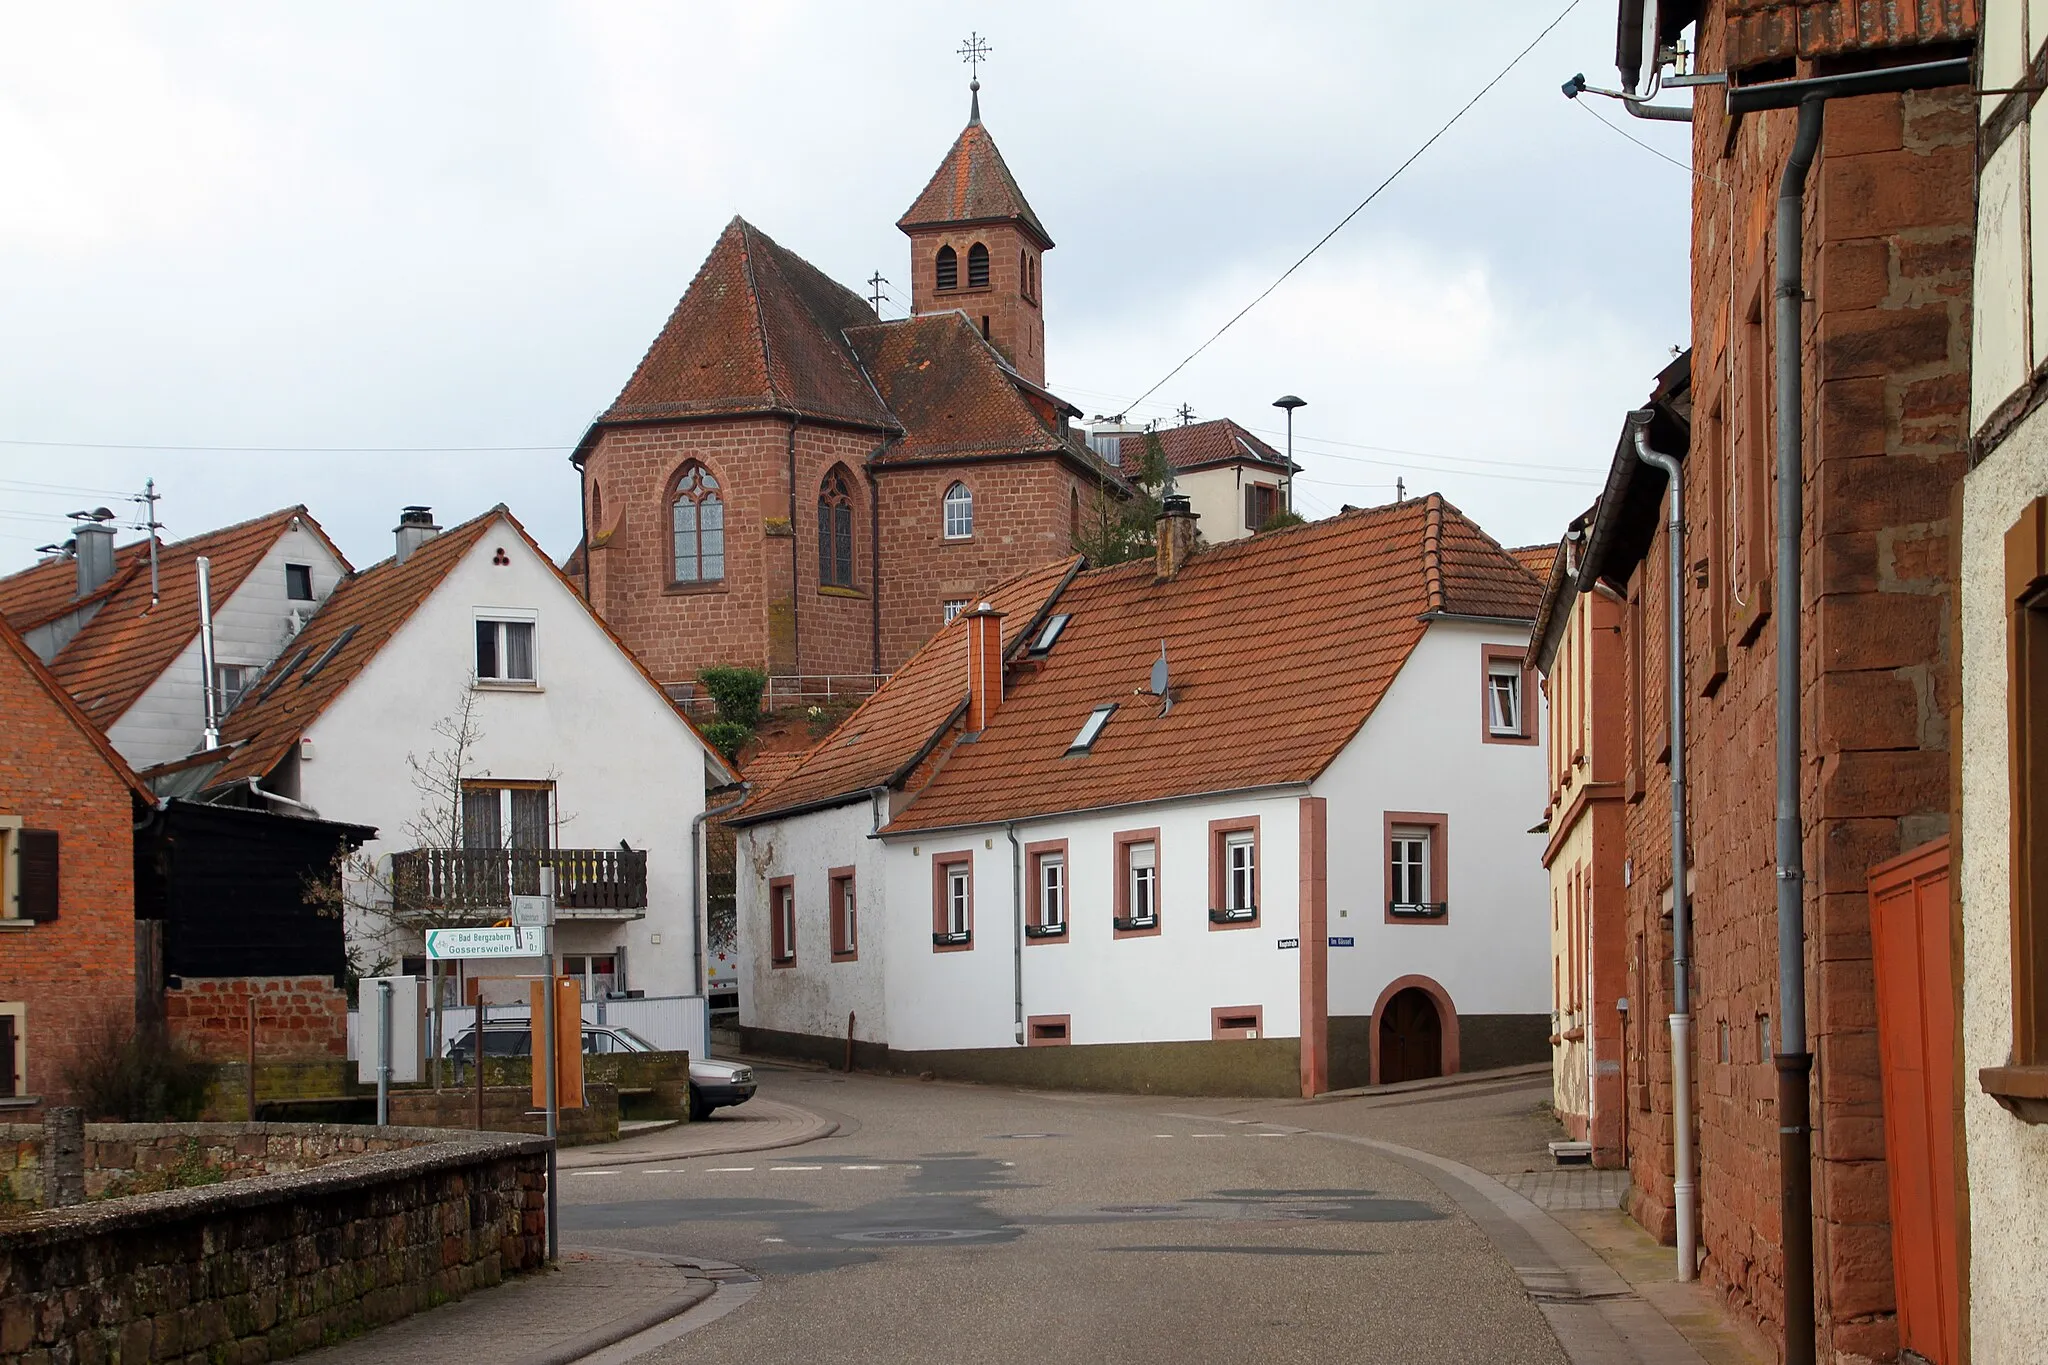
558,1097 -> 838,1169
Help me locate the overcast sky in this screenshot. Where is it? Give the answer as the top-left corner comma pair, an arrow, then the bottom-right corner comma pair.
0,1 -> 1691,573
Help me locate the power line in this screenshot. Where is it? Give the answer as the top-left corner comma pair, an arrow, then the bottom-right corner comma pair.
0,438 -> 571,453
1123,0 -> 1584,412
0,478 -> 139,499
1572,97 -> 1710,182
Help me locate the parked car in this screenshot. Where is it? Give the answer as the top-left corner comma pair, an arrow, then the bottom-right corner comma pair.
444,1023 -> 756,1120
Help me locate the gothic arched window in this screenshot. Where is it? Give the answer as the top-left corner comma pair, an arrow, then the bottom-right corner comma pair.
935,245 -> 958,292
943,482 -> 974,540
818,466 -> 855,588
670,463 -> 724,584
967,242 -> 990,289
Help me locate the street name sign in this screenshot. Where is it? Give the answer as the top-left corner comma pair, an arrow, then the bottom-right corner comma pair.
1328,936 -> 1355,947
424,926 -> 544,960
1277,938 -> 1300,950
510,894 -> 552,928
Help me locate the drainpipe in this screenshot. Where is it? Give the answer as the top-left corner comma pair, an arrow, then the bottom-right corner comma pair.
1629,409 -> 1694,1283
196,556 -> 220,750
247,777 -> 318,817
1771,96 -> 1823,1365
1008,823 -> 1024,1046
692,784 -> 752,1011
787,418 -> 801,679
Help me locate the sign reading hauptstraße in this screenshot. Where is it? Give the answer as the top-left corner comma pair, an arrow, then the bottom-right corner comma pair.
424,926 -> 545,960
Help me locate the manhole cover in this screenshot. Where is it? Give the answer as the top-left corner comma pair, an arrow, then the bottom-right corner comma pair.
835,1228 -> 1004,1243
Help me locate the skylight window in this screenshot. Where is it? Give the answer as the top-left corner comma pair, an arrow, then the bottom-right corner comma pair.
252,645 -> 314,704
1066,704 -> 1116,755
299,625 -> 359,686
1031,614 -> 1071,656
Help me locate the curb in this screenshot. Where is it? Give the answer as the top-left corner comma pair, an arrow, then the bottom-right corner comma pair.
515,1262 -> 717,1365
557,1104 -> 838,1170
1308,1062 -> 1552,1103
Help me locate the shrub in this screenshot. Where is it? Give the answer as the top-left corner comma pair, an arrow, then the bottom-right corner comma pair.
701,720 -> 753,762
1257,510 -> 1308,533
62,1015 -> 210,1122
698,666 -> 767,730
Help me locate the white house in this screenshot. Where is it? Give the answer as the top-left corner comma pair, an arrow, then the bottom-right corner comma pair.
1104,418 -> 1297,545
186,504 -> 734,1003
730,493 -> 1548,1096
0,507 -> 350,769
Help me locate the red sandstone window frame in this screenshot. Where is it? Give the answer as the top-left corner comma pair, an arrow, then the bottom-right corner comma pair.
1112,829 -> 1162,938
1732,265 -> 1774,647
1207,816 -> 1260,930
1625,584 -> 1646,802
667,461 -> 726,589
1481,646 -> 1537,746
966,241 -> 991,289
829,866 -> 858,962
817,466 -> 857,592
942,482 -> 975,541
1384,812 -> 1449,924
935,244 -> 958,292
768,876 -> 796,967
1699,389 -> 1730,695
1211,1005 -> 1264,1041
932,852 -> 974,952
1986,497 -> 2048,1117
1025,839 -> 1069,943
1027,1014 -> 1070,1046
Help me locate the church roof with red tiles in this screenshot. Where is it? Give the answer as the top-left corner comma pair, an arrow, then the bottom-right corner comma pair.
882,495 -> 1540,833
896,119 -> 1052,249
599,217 -> 899,432
1117,420 -> 1291,477
0,508 -> 346,733
848,312 -> 1080,468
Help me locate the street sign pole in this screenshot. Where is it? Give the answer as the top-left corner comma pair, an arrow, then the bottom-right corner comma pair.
375,978 -> 392,1126
539,867 -> 559,1262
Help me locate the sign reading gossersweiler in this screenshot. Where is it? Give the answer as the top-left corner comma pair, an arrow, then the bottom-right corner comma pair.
424,926 -> 545,960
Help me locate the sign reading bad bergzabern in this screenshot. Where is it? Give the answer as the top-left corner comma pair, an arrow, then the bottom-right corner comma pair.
424,926 -> 545,960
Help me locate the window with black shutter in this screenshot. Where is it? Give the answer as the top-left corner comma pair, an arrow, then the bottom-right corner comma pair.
18,830 -> 58,922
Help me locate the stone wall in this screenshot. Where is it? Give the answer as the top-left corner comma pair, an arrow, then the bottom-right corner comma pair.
0,1122 -> 419,1208
390,1084 -> 619,1146
164,977 -> 350,1063
0,1124 -> 548,1364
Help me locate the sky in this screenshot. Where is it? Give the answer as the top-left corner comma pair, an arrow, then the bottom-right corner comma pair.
0,1 -> 1693,573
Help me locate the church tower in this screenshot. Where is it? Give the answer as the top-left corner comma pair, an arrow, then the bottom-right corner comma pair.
897,83 -> 1052,385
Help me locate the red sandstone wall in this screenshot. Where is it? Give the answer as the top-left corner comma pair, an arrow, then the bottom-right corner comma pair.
163,977 -> 349,1063
0,640 -> 136,1115
905,221 -> 1047,384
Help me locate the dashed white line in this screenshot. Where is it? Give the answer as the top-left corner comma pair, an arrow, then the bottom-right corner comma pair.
1190,1134 -> 1226,1139
771,1165 -> 823,1171
571,1170 -> 620,1176
838,1165 -> 886,1171
706,1166 -> 755,1172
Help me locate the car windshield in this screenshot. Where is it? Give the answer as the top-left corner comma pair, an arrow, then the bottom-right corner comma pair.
612,1027 -> 657,1052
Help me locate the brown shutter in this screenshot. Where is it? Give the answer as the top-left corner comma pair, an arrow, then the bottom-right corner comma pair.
19,829 -> 59,922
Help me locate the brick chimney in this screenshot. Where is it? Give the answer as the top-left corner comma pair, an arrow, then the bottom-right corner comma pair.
394,506 -> 440,564
72,517 -> 116,598
1154,493 -> 1198,580
964,602 -> 1005,732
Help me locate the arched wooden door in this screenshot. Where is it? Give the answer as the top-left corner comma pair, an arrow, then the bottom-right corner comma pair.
1378,987 -> 1443,1084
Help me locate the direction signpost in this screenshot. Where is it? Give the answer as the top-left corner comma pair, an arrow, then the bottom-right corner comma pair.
423,926 -> 545,960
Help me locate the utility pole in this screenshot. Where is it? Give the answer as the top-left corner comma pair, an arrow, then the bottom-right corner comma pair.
1175,403 -> 1196,427
867,271 -> 889,316
1396,477 -> 1405,502
134,478 -> 163,606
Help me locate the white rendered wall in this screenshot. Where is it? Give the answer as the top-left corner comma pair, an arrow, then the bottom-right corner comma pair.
1959,375 -> 2048,1364
878,791 -> 1305,1053
1176,464 -> 1283,546
295,517 -> 715,1000
735,801 -> 887,1044
1313,620 -> 1549,1022
107,524 -> 347,769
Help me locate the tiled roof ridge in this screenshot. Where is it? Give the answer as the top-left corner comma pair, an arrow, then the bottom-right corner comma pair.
737,218 -> 787,412
896,120 -> 1052,247
1065,498 -> 1425,592
0,613 -> 152,801
1420,492 -> 1448,615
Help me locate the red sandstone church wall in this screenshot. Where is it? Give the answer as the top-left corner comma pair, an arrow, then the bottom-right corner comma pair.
905,221 -> 1046,386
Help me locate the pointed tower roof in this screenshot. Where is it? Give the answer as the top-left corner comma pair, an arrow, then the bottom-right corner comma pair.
897,118 -> 1052,249
600,217 -> 898,431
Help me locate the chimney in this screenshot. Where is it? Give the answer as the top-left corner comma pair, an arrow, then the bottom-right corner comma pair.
1154,493 -> 1198,580
394,505 -> 440,564
72,517 -> 116,599
964,602 -> 1005,733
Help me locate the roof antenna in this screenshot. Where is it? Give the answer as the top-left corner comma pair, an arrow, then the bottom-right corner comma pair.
958,31 -> 990,123
1148,642 -> 1172,717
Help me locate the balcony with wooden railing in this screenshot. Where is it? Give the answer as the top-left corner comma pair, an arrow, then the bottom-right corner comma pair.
387,847 -> 648,920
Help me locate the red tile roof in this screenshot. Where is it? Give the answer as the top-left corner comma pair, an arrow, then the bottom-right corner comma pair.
211,508 -> 737,790
1723,0 -> 1976,69
733,556 -> 1082,825
884,495 -> 1539,833
897,120 -> 1051,248
4,508 -> 341,732
0,614 -> 153,802
1508,544 -> 1557,580
600,218 -> 897,432
1117,420 -> 1289,477
848,313 -> 1078,467
0,544 -> 145,634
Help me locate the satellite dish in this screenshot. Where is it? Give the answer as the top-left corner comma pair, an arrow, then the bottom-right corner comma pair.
1149,644 -> 1168,696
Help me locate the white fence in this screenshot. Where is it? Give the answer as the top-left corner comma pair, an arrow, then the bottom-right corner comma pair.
348,993 -> 711,1062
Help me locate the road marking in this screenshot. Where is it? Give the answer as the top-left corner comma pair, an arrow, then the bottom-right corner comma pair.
838,1164 -> 886,1170
763,1237 -> 785,1243
1256,1132 -> 1292,1137
1190,1134 -> 1226,1139
706,1166 -> 755,1172
571,1170 -> 620,1176
1153,1134 -> 1175,1138
644,1168 -> 677,1173
771,1165 -> 823,1171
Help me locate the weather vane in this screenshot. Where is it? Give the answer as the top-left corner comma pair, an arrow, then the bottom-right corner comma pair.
958,32 -> 991,82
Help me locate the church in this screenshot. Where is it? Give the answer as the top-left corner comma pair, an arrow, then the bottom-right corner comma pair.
566,87 -> 1137,693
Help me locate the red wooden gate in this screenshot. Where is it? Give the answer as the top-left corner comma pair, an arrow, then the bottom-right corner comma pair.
1867,836 -> 1959,1365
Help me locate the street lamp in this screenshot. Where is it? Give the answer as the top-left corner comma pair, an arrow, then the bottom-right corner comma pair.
1272,395 -> 1306,513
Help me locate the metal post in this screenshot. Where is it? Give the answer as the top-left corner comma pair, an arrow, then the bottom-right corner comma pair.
540,864 -> 559,1262
375,979 -> 392,1127
474,998 -> 485,1131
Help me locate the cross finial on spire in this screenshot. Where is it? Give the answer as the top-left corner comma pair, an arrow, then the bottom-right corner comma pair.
959,31 -> 990,122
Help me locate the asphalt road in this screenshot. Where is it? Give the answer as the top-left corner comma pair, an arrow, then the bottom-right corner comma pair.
559,1067 -> 1570,1365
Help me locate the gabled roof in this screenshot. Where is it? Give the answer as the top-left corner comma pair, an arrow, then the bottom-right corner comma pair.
1117,420 -> 1291,477
1526,506 -> 1600,676
882,496 -> 1540,834
847,312 -> 1091,469
0,543 -> 143,634
210,507 -> 738,789
1508,544 -> 1556,580
598,217 -> 897,432
732,556 -> 1081,826
0,614 -> 153,802
897,119 -> 1052,249
0,508 -> 343,732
